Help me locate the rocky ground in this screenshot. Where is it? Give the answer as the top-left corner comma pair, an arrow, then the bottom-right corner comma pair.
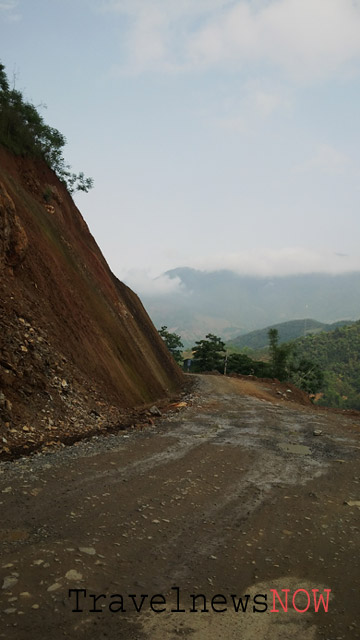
0,307 -> 184,462
0,374 -> 359,639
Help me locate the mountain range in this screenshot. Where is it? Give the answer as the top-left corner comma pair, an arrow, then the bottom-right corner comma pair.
141,267 -> 360,346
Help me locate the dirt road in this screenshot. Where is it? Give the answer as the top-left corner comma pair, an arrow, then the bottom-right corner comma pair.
1,374 -> 360,639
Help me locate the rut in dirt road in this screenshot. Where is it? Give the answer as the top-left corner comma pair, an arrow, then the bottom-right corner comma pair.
1,374 -> 360,640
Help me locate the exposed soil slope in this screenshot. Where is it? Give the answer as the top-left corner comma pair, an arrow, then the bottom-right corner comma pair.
0,147 -> 183,456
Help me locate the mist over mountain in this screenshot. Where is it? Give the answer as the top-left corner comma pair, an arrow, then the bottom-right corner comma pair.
142,267 -> 360,345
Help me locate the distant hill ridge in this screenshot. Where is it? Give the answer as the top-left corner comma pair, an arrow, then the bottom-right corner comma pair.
228,319 -> 354,351
142,267 -> 360,345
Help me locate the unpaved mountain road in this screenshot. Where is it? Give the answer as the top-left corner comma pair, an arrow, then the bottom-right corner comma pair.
1,374 -> 360,640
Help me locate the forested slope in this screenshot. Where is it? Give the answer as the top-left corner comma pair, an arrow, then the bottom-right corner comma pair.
294,321 -> 360,409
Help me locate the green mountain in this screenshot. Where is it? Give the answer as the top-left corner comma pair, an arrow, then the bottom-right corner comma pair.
292,321 -> 360,409
228,319 -> 353,351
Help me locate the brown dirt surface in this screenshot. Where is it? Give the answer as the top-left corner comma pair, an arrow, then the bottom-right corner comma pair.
227,374 -> 313,405
0,148 -> 183,457
1,373 -> 359,639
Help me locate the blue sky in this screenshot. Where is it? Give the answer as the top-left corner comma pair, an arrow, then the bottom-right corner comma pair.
2,0 -> 360,294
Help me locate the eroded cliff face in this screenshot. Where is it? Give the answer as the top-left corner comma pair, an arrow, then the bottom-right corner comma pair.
0,147 -> 183,457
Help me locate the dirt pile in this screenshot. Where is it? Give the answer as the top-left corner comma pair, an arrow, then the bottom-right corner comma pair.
0,147 -> 183,458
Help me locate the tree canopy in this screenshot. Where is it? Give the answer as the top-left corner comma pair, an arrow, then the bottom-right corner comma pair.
268,328 -> 293,381
0,62 -> 93,194
291,321 -> 360,408
192,334 -> 226,372
158,326 -> 184,365
187,328 -> 324,396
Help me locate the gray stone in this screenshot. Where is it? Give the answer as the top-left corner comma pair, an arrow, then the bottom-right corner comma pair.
149,405 -> 161,417
2,576 -> 18,590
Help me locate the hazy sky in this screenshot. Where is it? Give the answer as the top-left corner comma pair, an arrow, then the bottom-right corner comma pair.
2,0 -> 360,294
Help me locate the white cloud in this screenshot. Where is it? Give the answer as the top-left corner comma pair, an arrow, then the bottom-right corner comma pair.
0,1 -> 17,8
254,90 -> 283,117
103,0 -> 227,23
120,250 -> 360,292
0,0 -> 20,20
103,0 -> 360,80
188,0 -> 360,81
296,143 -> 351,174
119,268 -> 185,296
214,83 -> 291,133
122,6 -> 168,70
103,0 -> 228,72
189,248 -> 360,277
216,113 -> 248,133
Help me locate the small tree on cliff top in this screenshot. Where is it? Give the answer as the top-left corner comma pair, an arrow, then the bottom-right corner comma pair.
0,62 -> 93,195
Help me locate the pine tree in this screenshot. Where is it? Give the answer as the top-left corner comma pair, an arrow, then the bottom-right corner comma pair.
192,334 -> 226,372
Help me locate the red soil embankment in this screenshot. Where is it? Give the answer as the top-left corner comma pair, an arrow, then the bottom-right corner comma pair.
0,147 -> 183,457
